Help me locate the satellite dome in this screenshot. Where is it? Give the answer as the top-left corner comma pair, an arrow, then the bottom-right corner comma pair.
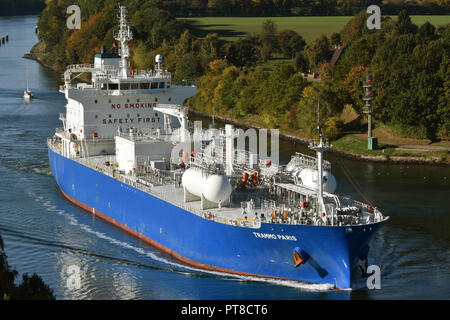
155,54 -> 163,63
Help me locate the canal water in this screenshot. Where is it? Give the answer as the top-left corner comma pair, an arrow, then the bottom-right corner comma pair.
0,15 -> 448,299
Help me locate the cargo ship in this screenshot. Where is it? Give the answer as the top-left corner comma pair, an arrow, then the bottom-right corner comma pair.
48,6 -> 388,290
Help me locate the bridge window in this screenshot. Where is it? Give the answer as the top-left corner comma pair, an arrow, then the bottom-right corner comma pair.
141,83 -> 149,89
151,82 -> 158,89
159,82 -> 165,88
131,83 -> 139,90
120,83 -> 130,90
109,83 -> 118,90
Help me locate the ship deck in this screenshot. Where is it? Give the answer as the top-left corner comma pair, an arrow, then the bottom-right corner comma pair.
76,154 -> 266,228
47,138 -> 386,229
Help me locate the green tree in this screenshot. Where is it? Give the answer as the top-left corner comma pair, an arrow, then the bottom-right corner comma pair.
418,21 -> 436,41
174,53 -> 202,83
260,19 -> 278,60
226,37 -> 259,67
305,34 -> 331,70
396,9 -> 418,35
330,32 -> 341,46
0,234 -> 54,300
294,52 -> 309,73
278,30 -> 306,58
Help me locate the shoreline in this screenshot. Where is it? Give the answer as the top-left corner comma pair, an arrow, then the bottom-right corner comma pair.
22,42 -> 61,73
188,109 -> 450,167
25,42 -> 449,167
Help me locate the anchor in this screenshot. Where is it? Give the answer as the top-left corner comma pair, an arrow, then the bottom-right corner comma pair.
293,248 -> 305,268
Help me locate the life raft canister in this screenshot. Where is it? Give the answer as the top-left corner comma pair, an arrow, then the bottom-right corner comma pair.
250,171 -> 258,185
271,210 -> 277,221
242,172 -> 249,186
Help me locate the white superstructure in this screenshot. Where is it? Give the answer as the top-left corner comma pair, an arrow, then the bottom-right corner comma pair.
57,5 -> 196,158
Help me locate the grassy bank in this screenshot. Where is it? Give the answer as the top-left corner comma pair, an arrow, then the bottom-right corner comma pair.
181,15 -> 450,43
189,108 -> 450,165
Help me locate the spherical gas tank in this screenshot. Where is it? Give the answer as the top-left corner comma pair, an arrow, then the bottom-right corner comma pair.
181,168 -> 232,203
181,168 -> 203,197
298,168 -> 316,189
322,170 -> 337,193
203,175 -> 232,203
298,168 -> 337,193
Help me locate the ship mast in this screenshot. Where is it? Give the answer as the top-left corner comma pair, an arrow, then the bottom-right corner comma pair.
309,103 -> 332,222
115,6 -> 133,79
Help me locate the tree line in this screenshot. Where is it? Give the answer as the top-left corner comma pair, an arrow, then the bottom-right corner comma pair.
3,0 -> 449,17
162,0 -> 449,17
36,1 -> 449,141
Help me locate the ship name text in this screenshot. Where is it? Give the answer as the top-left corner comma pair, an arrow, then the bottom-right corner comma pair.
252,232 -> 297,241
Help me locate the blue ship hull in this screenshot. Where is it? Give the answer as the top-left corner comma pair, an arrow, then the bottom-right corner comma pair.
48,147 -> 385,289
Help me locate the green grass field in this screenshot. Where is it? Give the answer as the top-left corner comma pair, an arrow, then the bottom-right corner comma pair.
181,15 -> 450,43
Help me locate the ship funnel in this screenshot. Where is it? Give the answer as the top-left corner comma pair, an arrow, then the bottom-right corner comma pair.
155,54 -> 163,71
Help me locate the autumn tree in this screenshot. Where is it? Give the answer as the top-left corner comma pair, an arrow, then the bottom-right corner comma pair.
305,35 -> 331,70
278,30 -> 306,58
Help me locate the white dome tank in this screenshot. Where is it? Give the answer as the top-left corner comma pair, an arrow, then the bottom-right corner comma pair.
297,168 -> 337,193
203,175 -> 232,203
181,168 -> 203,197
182,168 -> 232,203
155,54 -> 163,63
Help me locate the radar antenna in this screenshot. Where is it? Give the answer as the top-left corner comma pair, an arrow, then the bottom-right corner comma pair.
115,5 -> 133,79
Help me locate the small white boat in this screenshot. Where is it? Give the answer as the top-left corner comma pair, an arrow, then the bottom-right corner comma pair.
24,64 -> 34,101
24,89 -> 34,100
